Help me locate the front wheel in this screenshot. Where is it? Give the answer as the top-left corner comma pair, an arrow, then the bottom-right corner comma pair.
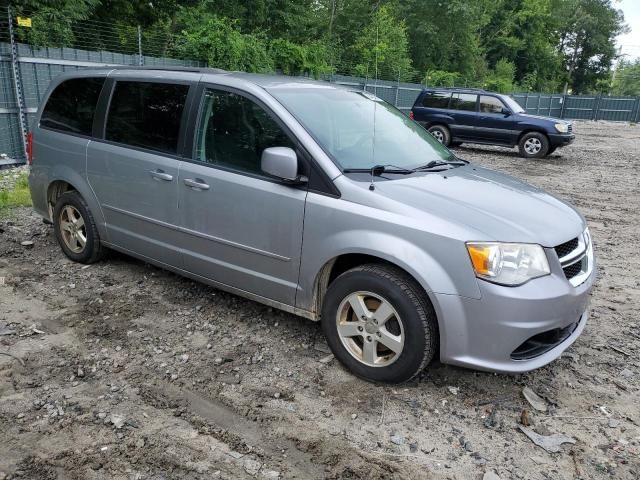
321,264 -> 438,384
518,132 -> 549,158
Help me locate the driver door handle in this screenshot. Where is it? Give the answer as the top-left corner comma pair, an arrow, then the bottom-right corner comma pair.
150,169 -> 173,182
183,178 -> 210,191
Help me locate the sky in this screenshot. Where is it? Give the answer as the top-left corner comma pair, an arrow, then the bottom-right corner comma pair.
617,0 -> 640,60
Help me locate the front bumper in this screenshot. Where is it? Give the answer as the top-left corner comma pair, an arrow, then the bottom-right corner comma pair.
548,133 -> 575,147
434,252 -> 595,373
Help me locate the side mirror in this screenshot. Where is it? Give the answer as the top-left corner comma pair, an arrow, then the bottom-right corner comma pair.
261,147 -> 303,182
501,107 -> 512,116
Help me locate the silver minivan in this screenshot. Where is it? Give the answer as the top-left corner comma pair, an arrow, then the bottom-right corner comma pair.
28,67 -> 595,383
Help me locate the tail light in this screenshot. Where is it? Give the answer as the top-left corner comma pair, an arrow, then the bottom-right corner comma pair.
409,111 -> 415,120
26,132 -> 33,165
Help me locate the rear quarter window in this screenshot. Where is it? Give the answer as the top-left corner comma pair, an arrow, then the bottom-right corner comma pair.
40,77 -> 105,136
421,92 -> 451,108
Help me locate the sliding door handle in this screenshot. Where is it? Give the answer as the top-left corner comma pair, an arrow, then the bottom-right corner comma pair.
183,178 -> 210,191
150,169 -> 173,181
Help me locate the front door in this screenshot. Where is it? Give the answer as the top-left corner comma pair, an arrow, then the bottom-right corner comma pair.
477,95 -> 515,144
87,80 -> 191,267
178,87 -> 307,306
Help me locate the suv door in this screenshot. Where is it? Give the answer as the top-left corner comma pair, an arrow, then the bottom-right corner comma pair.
448,93 -> 478,140
86,79 -> 191,267
178,87 -> 307,306
477,95 -> 515,145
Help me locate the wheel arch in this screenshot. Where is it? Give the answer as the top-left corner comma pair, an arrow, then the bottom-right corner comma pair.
517,128 -> 549,143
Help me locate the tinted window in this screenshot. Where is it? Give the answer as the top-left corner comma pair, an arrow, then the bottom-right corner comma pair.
421,92 -> 451,108
195,89 -> 294,174
480,95 -> 505,113
450,93 -> 477,111
40,77 -> 105,135
105,81 -> 189,154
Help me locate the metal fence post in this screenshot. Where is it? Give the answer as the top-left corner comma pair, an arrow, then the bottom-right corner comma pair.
137,26 -> 144,66
560,95 -> 566,119
634,98 -> 640,123
592,96 -> 600,121
7,6 -> 28,161
395,69 -> 400,108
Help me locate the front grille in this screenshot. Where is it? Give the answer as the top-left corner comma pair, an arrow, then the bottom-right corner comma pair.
567,124 -> 573,134
555,238 -> 579,259
511,320 -> 580,360
563,261 -> 582,280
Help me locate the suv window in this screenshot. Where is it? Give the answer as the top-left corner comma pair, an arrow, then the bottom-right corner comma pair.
421,92 -> 451,108
195,89 -> 295,174
480,95 -> 506,113
450,93 -> 477,112
40,77 -> 105,136
105,81 -> 189,154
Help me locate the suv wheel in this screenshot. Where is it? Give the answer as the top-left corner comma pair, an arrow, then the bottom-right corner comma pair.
427,125 -> 451,146
53,191 -> 104,264
321,264 -> 438,384
518,132 -> 549,158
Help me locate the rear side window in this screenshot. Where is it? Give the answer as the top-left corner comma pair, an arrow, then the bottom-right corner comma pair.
40,77 -> 105,136
421,92 -> 451,108
105,81 -> 189,154
450,93 -> 477,111
479,95 -> 505,113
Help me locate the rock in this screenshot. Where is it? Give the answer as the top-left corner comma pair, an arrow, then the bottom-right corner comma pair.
519,426 -> 576,453
483,471 -> 501,480
522,387 -> 548,412
228,451 -> 244,459
214,357 -> 223,365
620,368 -> 634,379
390,435 -> 404,445
110,414 -> 126,429
243,458 -> 262,476
261,470 -> 280,479
180,353 -> 189,362
273,392 -> 281,399
20,240 -> 33,247
351,413 -> 358,420
77,367 -> 85,378
448,386 -> 459,395
608,419 -> 620,428
319,354 -> 334,364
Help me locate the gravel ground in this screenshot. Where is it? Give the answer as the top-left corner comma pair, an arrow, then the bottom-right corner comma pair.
0,121 -> 639,480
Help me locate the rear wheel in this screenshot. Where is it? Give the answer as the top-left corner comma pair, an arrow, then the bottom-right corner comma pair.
427,125 -> 451,146
53,191 -> 104,264
321,264 -> 438,384
518,132 -> 549,158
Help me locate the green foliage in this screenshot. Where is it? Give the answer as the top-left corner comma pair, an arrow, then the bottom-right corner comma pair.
352,5 -> 414,81
611,60 -> 640,96
484,59 -> 516,93
0,173 -> 32,213
425,70 -> 461,88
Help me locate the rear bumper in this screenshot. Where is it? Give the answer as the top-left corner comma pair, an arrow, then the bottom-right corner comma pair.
434,254 -> 595,373
548,133 -> 575,147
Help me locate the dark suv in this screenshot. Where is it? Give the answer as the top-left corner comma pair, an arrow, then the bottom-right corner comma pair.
411,88 -> 574,158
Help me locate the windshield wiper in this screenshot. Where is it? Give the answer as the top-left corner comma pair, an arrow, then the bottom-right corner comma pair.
343,164 -> 415,175
414,158 -> 468,171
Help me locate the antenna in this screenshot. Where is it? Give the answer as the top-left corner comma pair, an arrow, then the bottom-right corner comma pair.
370,9 -> 379,192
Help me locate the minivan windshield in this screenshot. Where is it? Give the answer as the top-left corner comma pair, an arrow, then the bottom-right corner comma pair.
500,95 -> 525,114
269,87 -> 454,171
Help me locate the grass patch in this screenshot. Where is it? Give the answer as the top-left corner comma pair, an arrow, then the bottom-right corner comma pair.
0,172 -> 32,213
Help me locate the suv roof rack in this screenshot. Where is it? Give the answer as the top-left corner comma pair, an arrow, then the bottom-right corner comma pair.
103,66 -> 227,74
427,87 -> 488,92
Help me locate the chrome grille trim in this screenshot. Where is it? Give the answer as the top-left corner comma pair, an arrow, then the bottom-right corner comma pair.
557,229 -> 593,287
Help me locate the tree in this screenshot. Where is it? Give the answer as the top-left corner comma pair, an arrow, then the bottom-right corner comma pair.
352,5 -> 414,81
611,59 -> 640,96
555,0 -> 627,93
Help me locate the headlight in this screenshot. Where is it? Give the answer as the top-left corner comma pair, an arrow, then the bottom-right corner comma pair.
466,242 -> 550,286
555,123 -> 569,133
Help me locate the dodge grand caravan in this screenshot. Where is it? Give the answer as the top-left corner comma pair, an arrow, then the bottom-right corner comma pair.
411,88 -> 575,158
28,68 -> 595,383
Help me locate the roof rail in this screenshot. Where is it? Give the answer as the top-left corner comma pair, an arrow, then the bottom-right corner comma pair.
427,86 -> 487,92
105,65 -> 227,74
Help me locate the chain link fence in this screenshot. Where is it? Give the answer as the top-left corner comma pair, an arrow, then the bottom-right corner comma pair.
1,7 -> 639,166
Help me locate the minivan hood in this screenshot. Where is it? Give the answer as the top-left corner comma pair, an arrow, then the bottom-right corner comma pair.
372,165 -> 584,247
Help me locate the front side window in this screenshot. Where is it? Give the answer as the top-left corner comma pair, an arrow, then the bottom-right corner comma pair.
105,81 -> 189,154
269,87 -> 453,171
450,93 -> 477,111
479,95 -> 506,114
194,89 -> 294,174
40,77 -> 105,136
422,91 -> 451,108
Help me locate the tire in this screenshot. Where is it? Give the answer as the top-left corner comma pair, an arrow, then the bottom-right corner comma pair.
53,191 -> 104,264
518,132 -> 549,158
321,264 -> 438,384
427,125 -> 451,146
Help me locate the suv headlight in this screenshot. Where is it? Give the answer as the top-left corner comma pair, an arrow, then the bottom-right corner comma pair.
466,242 -> 550,286
555,123 -> 569,133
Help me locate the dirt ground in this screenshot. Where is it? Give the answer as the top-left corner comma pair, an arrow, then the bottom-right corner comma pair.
1,121 -> 639,480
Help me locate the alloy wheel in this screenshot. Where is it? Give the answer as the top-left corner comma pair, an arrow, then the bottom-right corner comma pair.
524,137 -> 542,155
59,205 -> 87,253
336,291 -> 405,367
